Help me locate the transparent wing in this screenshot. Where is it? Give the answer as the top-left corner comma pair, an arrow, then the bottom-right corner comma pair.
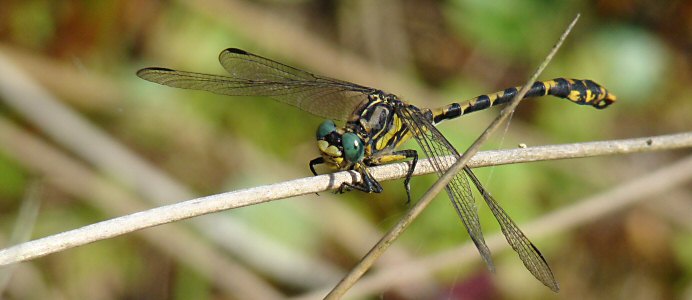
137,48 -> 377,120
396,105 -> 494,271
397,105 -> 559,291
465,169 -> 559,292
397,104 -> 558,291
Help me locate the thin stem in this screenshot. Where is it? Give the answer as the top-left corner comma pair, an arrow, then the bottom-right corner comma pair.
0,129 -> 689,266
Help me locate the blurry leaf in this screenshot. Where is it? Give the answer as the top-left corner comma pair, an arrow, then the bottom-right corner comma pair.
571,26 -> 670,105
174,265 -> 211,300
444,0 -> 572,59
0,153 -> 27,200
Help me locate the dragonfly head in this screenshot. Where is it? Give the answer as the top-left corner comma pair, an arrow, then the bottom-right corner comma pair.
316,120 -> 365,170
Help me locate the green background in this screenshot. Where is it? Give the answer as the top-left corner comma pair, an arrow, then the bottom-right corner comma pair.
0,0 -> 690,299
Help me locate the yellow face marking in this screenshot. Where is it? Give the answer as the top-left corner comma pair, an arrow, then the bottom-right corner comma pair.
317,140 -> 342,157
326,145 -> 341,157
317,140 -> 329,152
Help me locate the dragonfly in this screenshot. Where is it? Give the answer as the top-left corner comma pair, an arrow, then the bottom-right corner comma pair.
137,48 -> 616,291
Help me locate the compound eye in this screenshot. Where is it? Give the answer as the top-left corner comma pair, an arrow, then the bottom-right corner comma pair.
316,120 -> 337,139
342,133 -> 364,163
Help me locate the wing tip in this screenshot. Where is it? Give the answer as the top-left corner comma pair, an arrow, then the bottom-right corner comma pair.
549,281 -> 560,293
222,48 -> 248,55
136,67 -> 174,78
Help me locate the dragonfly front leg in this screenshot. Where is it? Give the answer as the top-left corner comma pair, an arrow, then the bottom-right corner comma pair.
309,157 -> 325,176
310,156 -> 383,194
310,157 -> 382,194
308,157 -> 327,196
338,165 -> 383,194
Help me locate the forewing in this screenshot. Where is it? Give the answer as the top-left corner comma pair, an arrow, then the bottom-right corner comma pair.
218,48 -> 375,120
136,48 -> 377,120
396,105 -> 494,271
464,167 -> 559,291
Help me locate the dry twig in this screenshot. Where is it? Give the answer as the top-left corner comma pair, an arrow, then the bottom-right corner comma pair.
0,131 -> 690,267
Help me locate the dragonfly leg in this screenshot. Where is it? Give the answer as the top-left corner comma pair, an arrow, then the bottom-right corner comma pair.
365,150 -> 419,204
308,157 -> 326,196
399,150 -> 418,205
338,165 -> 383,194
309,157 -> 325,176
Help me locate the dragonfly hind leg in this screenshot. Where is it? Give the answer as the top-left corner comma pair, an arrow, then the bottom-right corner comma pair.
366,150 -> 419,204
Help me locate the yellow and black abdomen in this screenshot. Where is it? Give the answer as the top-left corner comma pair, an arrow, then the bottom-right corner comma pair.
433,78 -> 616,124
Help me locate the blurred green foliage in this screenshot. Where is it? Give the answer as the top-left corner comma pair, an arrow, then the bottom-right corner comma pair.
0,0 -> 690,299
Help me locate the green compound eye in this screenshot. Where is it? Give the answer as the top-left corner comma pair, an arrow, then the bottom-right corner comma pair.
316,120 -> 337,139
342,133 -> 364,163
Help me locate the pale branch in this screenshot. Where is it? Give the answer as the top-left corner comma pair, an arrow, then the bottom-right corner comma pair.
0,132 -> 690,266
